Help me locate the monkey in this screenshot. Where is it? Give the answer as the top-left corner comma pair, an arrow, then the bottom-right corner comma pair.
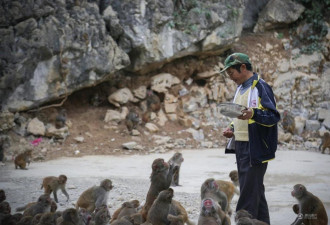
281,110 -> 295,134
215,177 -> 240,216
229,170 -> 239,189
1,213 -> 21,225
146,89 -> 161,113
16,216 -> 33,225
31,213 -> 43,225
59,208 -> 80,225
22,194 -> 52,217
168,199 -> 194,225
12,213 -> 24,223
0,201 -> 11,215
125,110 -> 140,134
76,179 -> 113,213
94,205 -> 111,225
146,188 -> 173,225
201,178 -> 228,214
55,109 -> 67,129
291,184 -> 328,225
168,152 -> 184,186
41,174 -> 70,203
198,198 -> 223,225
14,149 -> 32,169
16,198 -> 57,214
0,189 -> 6,202
78,208 -> 92,225
110,200 -> 140,223
319,132 -> 330,154
38,212 -> 58,225
235,209 -> 268,225
140,158 -> 174,221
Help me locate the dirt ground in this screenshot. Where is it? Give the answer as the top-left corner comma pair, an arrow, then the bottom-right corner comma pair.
18,31 -> 290,163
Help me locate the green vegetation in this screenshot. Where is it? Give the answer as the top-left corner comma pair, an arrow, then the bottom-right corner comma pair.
294,0 -> 329,54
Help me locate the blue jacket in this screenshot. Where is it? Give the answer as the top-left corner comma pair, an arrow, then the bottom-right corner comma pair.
225,74 -> 281,165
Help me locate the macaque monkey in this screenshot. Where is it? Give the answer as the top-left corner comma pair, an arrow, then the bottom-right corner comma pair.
229,170 -> 239,189
76,179 -> 113,213
215,173 -> 240,216
110,200 -> 140,222
31,213 -> 43,225
319,132 -> 330,154
37,212 -> 58,225
16,216 -> 33,225
168,152 -> 184,186
22,194 -> 52,217
41,174 -> 70,203
0,201 -> 11,214
198,198 -> 224,225
146,188 -> 173,225
59,208 -> 80,225
55,109 -> 67,129
14,149 -> 32,169
125,110 -> 140,133
201,178 -> 228,214
146,89 -> 161,112
291,184 -> 328,225
235,209 -> 268,225
168,199 -> 194,225
140,158 -> 174,221
94,205 -> 111,225
0,189 -> 6,202
282,110 -> 295,134
147,188 -> 193,225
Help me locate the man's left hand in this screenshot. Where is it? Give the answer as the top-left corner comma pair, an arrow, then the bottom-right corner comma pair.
237,108 -> 253,120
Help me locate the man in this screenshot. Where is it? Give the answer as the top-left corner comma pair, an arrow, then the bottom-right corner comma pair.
221,53 -> 280,225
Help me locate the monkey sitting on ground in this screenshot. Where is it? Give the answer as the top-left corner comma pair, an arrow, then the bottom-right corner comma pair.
0,189 -> 6,203
55,109 -> 67,129
14,149 -> 32,170
198,198 -> 230,225
76,179 -> 113,213
125,110 -> 140,134
16,215 -> 33,225
21,194 -> 52,217
94,205 -> 111,225
215,171 -> 240,216
291,184 -> 328,225
147,188 -> 194,225
110,200 -> 140,223
38,212 -> 58,225
41,174 -> 70,203
140,158 -> 174,221
319,132 -> 330,154
201,178 -> 228,215
59,208 -> 80,225
235,209 -> 268,225
168,152 -> 184,187
146,89 -> 161,113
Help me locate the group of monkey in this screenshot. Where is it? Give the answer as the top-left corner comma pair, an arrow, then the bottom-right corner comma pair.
1,151 -> 329,225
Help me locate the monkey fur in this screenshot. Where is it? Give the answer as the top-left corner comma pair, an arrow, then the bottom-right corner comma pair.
291,184 -> 328,225
201,178 -> 228,215
14,150 -> 32,170
22,194 -> 52,217
319,132 -> 330,154
168,152 -> 184,187
110,200 -> 140,223
235,209 -> 268,225
140,158 -> 174,221
41,174 -> 70,203
76,179 -> 113,213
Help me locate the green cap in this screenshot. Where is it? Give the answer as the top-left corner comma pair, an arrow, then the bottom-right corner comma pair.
220,53 -> 251,73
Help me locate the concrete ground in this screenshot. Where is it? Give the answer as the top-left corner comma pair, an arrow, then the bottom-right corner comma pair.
0,148 -> 329,224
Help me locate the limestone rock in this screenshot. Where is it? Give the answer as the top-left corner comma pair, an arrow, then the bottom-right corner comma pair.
150,73 -> 180,93
108,88 -> 134,107
27,118 -> 45,136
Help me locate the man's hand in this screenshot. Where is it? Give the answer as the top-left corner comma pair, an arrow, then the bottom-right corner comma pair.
237,108 -> 253,120
223,127 -> 234,138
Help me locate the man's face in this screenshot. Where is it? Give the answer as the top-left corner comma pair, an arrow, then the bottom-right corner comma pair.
226,66 -> 244,85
